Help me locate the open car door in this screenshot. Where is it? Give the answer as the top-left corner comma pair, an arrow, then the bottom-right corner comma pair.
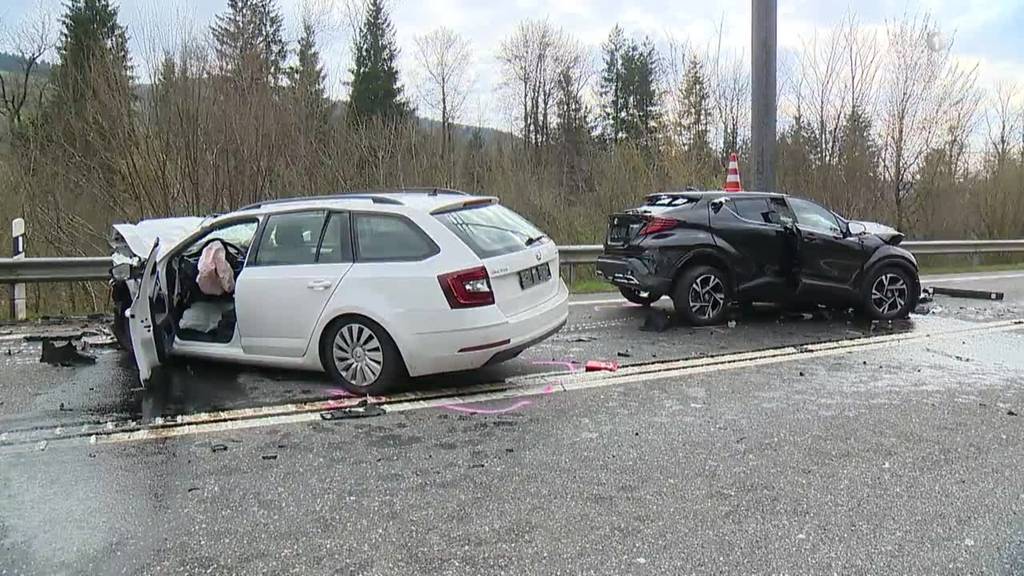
128,241 -> 171,384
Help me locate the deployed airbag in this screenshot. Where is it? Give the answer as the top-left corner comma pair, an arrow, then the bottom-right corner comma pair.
179,301 -> 234,333
198,241 -> 235,295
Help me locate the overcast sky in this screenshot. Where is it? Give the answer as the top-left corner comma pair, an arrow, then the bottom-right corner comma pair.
2,0 -> 1023,129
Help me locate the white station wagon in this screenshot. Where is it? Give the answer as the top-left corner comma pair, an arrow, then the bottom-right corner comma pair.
109,189 -> 569,394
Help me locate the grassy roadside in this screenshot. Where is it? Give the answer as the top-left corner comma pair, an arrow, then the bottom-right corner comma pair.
567,261 -> 1024,294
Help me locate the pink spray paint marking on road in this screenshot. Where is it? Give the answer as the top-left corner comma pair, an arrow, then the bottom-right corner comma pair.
442,400 -> 533,415
531,360 -> 582,373
439,382 -> 556,415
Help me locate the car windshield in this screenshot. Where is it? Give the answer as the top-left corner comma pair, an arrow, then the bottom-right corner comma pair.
436,203 -> 546,259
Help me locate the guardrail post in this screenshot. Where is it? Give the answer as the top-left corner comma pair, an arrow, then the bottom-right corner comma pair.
11,218 -> 27,321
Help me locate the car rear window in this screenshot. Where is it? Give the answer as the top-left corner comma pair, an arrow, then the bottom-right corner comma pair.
645,195 -> 697,207
436,204 -> 545,259
354,213 -> 439,261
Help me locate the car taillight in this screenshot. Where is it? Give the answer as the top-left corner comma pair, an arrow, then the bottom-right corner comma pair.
438,266 -> 495,308
639,216 -> 677,236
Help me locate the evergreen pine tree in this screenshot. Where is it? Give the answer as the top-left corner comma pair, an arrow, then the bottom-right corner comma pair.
620,38 -> 660,147
52,0 -> 131,113
289,18 -> 328,120
211,0 -> 287,87
680,55 -> 711,155
348,0 -> 409,122
598,25 -> 627,144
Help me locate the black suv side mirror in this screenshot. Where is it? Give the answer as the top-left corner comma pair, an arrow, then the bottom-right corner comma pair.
710,197 -> 727,214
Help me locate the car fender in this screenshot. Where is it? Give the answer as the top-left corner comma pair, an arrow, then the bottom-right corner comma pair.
862,246 -> 918,277
308,302 -> 411,373
670,246 -> 736,291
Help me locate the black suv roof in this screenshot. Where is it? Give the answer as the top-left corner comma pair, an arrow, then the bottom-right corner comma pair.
647,190 -> 788,200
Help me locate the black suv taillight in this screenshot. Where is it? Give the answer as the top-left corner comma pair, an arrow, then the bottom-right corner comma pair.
638,216 -> 677,236
438,266 -> 495,308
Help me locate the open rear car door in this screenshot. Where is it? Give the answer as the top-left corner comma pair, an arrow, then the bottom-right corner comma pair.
128,241 -> 170,384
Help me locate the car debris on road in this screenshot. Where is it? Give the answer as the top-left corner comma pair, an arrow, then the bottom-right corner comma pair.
39,340 -> 96,367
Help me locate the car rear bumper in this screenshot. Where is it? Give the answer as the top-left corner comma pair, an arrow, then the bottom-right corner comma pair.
596,254 -> 672,294
403,279 -> 570,377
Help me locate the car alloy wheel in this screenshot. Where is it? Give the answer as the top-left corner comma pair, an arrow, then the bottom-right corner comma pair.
870,272 -> 908,317
688,273 -> 726,320
332,322 -> 385,388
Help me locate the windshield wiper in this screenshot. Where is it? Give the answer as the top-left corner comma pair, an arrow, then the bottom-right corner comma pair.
525,234 -> 547,246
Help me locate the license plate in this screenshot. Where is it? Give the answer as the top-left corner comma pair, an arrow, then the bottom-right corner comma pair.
519,263 -> 551,289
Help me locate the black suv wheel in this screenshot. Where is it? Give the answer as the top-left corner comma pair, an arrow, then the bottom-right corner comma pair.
619,287 -> 661,306
672,265 -> 730,325
862,265 -> 917,320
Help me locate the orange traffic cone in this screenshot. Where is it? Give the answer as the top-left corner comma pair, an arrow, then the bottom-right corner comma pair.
724,153 -> 742,192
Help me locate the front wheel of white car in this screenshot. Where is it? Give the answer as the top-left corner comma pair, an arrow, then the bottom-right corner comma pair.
321,317 -> 404,396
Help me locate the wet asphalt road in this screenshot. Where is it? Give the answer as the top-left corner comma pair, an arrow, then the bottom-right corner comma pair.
1,271 -> 1023,574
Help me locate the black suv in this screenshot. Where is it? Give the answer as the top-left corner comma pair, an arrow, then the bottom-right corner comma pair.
596,191 -> 920,325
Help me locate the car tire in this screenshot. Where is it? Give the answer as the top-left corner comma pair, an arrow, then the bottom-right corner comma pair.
619,287 -> 661,306
321,316 -> 404,396
672,265 -> 731,326
862,265 -> 918,320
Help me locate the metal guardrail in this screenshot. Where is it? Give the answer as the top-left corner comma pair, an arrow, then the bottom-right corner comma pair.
1,240 -> 1024,283
0,257 -> 113,283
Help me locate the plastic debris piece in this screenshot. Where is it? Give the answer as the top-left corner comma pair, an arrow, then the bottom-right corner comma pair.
617,350 -> 632,358
40,340 -> 96,366
727,320 -> 737,328
928,286 -> 1004,301
261,454 -> 278,460
640,310 -> 673,332
321,399 -> 386,420
211,444 -> 228,452
584,360 -> 619,372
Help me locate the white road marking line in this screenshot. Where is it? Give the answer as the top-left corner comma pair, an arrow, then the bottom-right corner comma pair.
5,318 -> 1017,451
569,297 -> 625,307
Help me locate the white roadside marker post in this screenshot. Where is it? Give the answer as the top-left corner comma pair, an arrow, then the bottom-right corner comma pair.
11,218 -> 26,321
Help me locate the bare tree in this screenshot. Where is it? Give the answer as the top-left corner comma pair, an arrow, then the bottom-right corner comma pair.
986,82 -> 1021,168
497,19 -> 568,150
413,27 -> 473,161
877,13 -> 975,230
0,9 -> 54,130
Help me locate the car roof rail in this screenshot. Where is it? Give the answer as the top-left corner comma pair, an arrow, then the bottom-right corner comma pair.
238,194 -> 404,211
388,187 -> 469,196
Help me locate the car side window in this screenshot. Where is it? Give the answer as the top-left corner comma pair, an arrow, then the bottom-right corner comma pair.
354,213 -> 438,262
731,198 -> 772,223
254,211 -> 327,266
317,212 -> 352,264
788,198 -> 842,235
768,198 -> 796,226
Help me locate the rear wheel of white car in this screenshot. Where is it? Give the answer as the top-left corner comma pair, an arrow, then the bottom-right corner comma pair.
321,317 -> 403,396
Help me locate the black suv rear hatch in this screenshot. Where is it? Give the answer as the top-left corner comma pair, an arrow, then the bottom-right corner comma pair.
604,193 -> 701,252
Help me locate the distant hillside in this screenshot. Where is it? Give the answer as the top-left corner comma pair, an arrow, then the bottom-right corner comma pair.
0,52 -> 52,76
416,115 -> 513,146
